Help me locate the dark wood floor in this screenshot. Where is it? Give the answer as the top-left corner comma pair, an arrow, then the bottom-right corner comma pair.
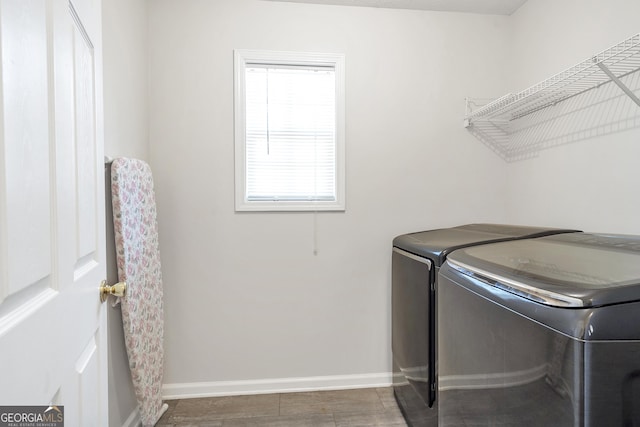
157,387 -> 408,426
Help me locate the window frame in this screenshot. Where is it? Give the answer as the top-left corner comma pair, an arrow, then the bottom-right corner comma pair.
234,49 -> 346,212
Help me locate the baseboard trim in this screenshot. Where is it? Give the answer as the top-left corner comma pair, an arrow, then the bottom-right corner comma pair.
162,372 -> 393,400
121,406 -> 141,427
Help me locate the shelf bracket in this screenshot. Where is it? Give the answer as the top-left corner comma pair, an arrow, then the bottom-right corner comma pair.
595,60 -> 640,107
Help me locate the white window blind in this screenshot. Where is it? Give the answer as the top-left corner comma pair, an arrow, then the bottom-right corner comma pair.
234,50 -> 345,212
245,65 -> 336,202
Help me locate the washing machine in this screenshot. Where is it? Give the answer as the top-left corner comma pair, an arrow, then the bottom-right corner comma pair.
438,232 -> 640,426
391,224 -> 579,427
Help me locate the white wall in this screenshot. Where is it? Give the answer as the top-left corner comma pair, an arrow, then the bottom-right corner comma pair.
504,0 -> 640,234
103,0 -> 149,161
102,0 -> 148,425
148,0 -> 509,394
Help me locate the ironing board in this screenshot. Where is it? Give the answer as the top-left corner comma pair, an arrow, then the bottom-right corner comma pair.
111,158 -> 168,426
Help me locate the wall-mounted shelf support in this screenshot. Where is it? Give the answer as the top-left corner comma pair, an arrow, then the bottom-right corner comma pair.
595,61 -> 640,107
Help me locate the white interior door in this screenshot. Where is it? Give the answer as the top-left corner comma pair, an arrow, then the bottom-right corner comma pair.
0,0 -> 107,425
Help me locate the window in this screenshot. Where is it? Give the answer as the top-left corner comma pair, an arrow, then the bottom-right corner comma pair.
234,50 -> 345,211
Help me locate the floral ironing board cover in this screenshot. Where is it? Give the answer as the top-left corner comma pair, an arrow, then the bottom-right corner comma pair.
111,158 -> 166,426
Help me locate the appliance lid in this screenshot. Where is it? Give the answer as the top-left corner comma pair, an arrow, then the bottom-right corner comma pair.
447,233 -> 640,308
392,224 -> 579,267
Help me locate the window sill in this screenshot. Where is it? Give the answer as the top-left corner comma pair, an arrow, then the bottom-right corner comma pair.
235,200 -> 345,212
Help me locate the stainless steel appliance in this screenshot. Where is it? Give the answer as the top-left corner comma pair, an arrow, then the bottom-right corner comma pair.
392,224 -> 578,426
438,233 -> 640,426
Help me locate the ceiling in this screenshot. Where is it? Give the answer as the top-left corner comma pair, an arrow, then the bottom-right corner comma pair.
261,0 -> 528,15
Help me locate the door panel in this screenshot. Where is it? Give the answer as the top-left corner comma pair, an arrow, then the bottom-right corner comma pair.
75,335 -> 100,426
73,14 -> 98,264
1,0 -> 52,302
0,0 -> 106,423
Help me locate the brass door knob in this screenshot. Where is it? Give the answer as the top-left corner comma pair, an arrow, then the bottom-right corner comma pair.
100,280 -> 127,302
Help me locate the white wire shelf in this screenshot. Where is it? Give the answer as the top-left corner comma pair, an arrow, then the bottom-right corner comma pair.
464,32 -> 640,129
